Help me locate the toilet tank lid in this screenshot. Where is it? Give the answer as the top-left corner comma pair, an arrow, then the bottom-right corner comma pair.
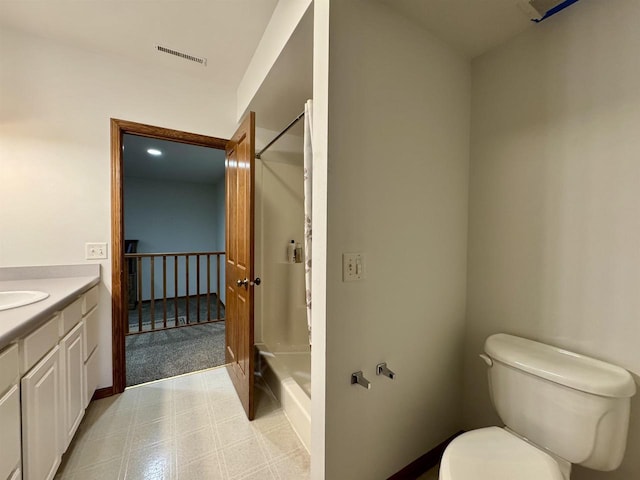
485,334 -> 636,398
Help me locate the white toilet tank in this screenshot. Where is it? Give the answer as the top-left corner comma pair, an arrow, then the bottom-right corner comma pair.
484,334 -> 636,471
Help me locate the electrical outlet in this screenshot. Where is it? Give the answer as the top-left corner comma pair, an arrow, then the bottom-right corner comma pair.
343,253 -> 364,281
86,242 -> 108,260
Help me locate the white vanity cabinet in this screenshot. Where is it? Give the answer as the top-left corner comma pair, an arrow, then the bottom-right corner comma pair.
0,344 -> 21,480
4,283 -> 100,480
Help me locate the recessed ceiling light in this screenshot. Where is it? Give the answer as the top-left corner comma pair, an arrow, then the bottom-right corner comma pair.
147,148 -> 162,156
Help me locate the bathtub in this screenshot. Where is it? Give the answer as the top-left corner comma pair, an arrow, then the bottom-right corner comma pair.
256,343 -> 311,451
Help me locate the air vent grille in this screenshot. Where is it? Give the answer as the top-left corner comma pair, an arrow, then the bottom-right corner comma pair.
155,45 -> 207,66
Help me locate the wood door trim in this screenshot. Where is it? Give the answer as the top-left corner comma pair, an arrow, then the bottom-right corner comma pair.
110,118 -> 229,394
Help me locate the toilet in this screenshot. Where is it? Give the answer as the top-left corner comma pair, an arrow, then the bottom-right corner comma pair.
440,333 -> 637,480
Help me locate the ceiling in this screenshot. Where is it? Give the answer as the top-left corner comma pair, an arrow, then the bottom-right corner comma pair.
379,0 -> 535,59
0,0 -> 540,129
123,134 -> 225,185
0,0 -> 279,86
0,0 -> 541,87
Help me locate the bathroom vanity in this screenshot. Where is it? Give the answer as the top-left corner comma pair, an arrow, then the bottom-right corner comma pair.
0,265 -> 100,480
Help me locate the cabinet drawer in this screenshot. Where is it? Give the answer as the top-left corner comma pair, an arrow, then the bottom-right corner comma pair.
82,285 -> 99,315
0,343 -> 19,396
0,385 -> 21,480
60,297 -> 82,338
21,315 -> 59,374
82,308 -> 99,361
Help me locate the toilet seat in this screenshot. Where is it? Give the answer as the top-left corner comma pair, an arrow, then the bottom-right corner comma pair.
439,427 -> 566,480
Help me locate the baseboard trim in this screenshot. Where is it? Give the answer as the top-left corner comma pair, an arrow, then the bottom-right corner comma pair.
388,430 -> 464,480
91,386 -> 114,401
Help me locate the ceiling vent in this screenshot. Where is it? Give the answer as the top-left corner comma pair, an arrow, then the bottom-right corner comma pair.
516,0 -> 580,22
155,45 -> 207,66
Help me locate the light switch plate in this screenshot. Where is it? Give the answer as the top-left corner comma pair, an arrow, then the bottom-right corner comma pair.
343,253 -> 364,281
86,242 -> 108,260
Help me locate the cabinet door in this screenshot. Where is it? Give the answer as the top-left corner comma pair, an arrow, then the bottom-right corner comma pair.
84,347 -> 99,409
22,346 -> 61,480
60,322 -> 85,452
0,384 -> 21,480
82,307 -> 99,362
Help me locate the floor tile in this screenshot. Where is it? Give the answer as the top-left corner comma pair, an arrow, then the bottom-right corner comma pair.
56,367 -> 309,480
239,464 -> 277,480
87,408 -> 135,439
271,448 -> 310,480
220,436 -> 268,478
130,418 -> 174,450
73,433 -> 129,471
258,424 -> 304,461
175,404 -> 211,438
250,408 -> 288,434
174,391 -> 208,412
69,457 -> 125,480
210,396 -> 247,423
175,427 -> 218,468
133,402 -> 174,426
177,450 -> 225,480
124,439 -> 174,480
215,414 -> 257,447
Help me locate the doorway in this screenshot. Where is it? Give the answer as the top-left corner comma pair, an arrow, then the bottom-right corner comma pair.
110,119 -> 229,393
122,133 -> 226,386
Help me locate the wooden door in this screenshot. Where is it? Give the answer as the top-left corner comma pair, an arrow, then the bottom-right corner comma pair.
225,112 -> 256,420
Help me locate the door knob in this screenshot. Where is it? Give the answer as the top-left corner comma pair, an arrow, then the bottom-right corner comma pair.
250,278 -> 261,286
236,278 -> 249,287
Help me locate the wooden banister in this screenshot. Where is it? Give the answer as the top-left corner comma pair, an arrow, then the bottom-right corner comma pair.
124,251 -> 225,335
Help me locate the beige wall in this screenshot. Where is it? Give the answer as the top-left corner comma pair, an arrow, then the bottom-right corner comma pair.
324,0 -> 471,477
0,26 -> 238,389
464,1 -> 640,478
254,131 -> 308,349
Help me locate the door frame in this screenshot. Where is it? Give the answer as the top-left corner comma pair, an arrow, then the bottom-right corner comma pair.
110,118 -> 228,394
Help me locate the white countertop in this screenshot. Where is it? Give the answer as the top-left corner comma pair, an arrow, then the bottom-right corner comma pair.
0,265 -> 100,350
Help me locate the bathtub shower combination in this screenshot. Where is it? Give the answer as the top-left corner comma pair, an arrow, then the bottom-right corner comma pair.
257,343 -> 311,450
254,106 -> 314,452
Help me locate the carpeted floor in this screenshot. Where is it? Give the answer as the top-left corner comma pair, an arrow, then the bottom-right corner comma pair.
127,294 -> 225,333
125,322 -> 226,387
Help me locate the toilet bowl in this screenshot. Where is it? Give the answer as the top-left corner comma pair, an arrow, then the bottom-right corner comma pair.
440,334 -> 636,480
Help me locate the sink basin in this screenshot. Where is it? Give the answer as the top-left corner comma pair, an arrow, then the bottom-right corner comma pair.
0,291 -> 49,311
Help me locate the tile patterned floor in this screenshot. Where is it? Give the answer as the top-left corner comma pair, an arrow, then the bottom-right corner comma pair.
55,367 -> 309,480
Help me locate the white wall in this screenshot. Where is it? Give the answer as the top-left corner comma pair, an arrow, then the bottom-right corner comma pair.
236,0 -> 312,121
310,2 -> 330,477
123,176 -> 225,300
324,1 -> 471,477
254,132 -> 308,349
0,26 -> 238,389
464,1 -> 640,479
